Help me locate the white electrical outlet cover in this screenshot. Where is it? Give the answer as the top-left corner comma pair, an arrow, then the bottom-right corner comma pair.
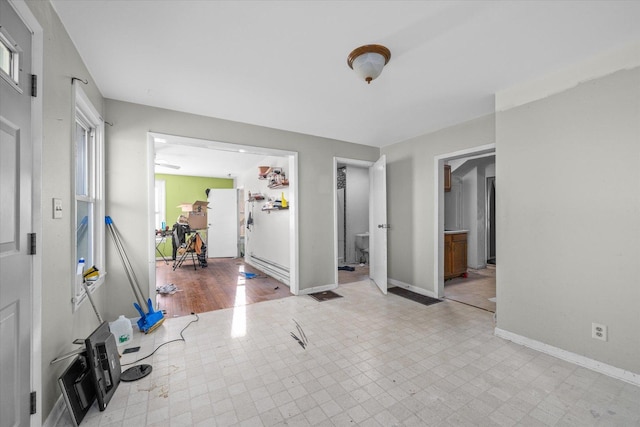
592,323 -> 607,341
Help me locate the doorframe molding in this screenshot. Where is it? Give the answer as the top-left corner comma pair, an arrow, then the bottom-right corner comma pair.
146,133 -> 300,295
485,176 -> 496,264
433,143 -> 495,298
9,1 -> 44,424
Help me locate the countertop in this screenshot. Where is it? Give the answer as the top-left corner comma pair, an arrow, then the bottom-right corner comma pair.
444,229 -> 468,234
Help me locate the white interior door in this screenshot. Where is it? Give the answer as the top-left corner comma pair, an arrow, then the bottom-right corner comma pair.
369,155 -> 388,294
207,189 -> 238,257
0,1 -> 33,424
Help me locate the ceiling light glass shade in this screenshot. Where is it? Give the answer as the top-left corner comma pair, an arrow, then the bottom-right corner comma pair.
347,44 -> 391,84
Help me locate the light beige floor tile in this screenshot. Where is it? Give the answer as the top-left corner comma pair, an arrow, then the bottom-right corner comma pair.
53,280 -> 639,427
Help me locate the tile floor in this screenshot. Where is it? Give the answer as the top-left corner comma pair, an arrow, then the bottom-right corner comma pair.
445,266 -> 496,313
56,280 -> 640,427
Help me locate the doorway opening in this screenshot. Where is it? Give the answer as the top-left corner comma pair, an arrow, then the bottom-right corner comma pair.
435,144 -> 496,312
333,155 -> 387,294
147,133 -> 299,316
335,160 -> 371,285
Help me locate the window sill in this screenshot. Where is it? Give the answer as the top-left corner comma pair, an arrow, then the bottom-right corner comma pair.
73,272 -> 107,312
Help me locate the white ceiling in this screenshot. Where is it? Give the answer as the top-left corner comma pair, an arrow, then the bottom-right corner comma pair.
51,1 -> 640,175
152,133 -> 275,178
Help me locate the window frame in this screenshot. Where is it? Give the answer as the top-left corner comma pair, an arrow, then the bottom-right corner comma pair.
154,179 -> 166,230
72,85 -> 105,311
0,26 -> 22,92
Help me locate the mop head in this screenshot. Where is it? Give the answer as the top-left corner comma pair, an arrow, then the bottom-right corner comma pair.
140,312 -> 164,334
134,298 -> 165,334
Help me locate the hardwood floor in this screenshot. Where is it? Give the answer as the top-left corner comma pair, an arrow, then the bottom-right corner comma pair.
155,258 -> 292,317
444,264 -> 496,312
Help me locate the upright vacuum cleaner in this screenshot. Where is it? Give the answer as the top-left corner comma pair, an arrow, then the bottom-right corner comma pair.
105,216 -> 164,333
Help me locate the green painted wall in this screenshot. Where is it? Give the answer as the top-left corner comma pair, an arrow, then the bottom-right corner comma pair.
157,173 -> 233,226
155,174 -> 233,256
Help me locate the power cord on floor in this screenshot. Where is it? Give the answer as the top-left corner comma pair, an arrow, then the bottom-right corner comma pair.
121,313 -> 199,367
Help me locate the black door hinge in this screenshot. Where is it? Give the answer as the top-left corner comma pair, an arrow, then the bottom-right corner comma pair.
28,233 -> 36,255
30,391 -> 36,415
31,74 -> 37,97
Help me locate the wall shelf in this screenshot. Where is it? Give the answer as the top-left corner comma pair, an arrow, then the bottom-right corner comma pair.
247,192 -> 265,201
267,182 -> 289,189
261,206 -> 289,212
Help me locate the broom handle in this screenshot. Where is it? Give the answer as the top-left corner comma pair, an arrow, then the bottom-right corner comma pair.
107,221 -> 146,307
108,223 -> 146,307
105,218 -> 146,307
81,280 -> 104,323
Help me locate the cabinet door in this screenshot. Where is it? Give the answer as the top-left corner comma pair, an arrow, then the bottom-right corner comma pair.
444,234 -> 453,278
451,235 -> 467,276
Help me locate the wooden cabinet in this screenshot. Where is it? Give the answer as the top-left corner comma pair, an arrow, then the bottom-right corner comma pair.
444,164 -> 451,192
444,232 -> 467,279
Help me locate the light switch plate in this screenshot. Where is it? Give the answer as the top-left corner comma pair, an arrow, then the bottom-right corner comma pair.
53,198 -> 63,219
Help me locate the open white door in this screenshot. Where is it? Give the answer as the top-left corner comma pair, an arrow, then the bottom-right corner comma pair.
207,189 -> 238,257
370,155 -> 388,294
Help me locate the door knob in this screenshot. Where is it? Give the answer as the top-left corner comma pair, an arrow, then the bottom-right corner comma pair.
378,224 -> 390,229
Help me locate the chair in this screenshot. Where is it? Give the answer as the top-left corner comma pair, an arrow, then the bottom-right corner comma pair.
172,233 -> 198,271
172,231 -> 206,270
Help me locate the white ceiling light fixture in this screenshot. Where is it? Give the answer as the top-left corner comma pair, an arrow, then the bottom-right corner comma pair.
347,44 -> 391,84
154,159 -> 180,169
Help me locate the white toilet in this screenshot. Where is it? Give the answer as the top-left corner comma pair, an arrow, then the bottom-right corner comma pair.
355,233 -> 369,264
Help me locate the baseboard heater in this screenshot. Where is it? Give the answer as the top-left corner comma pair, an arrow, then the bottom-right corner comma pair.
248,253 -> 289,285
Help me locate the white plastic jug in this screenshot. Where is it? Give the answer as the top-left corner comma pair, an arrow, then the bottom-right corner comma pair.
110,315 -> 133,346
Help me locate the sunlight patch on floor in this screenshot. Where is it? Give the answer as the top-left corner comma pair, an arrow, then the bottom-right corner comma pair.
231,267 -> 247,337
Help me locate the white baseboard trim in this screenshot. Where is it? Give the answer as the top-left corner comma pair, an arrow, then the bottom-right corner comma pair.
494,328 -> 639,387
246,256 -> 289,286
298,283 -> 338,295
387,279 -> 437,299
43,394 -> 65,427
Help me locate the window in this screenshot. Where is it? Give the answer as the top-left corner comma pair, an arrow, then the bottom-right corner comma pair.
0,27 -> 21,88
154,179 -> 166,230
73,86 -> 105,310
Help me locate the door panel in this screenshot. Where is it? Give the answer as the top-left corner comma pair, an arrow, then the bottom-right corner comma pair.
0,0 -> 32,424
207,189 -> 238,257
370,155 -> 387,294
0,119 -> 19,253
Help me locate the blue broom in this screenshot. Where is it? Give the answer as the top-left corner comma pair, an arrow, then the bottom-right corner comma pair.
105,216 -> 164,333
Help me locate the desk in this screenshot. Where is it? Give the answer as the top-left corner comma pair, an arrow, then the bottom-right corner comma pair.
155,232 -> 169,264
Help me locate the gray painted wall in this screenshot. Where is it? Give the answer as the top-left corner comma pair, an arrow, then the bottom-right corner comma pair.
24,0 -> 108,420
23,1 -> 640,421
382,115 -> 496,290
496,67 -> 640,374
27,3 -> 378,418
103,99 -> 380,318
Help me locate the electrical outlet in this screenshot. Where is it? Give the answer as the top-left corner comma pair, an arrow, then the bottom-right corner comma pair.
592,323 -> 607,341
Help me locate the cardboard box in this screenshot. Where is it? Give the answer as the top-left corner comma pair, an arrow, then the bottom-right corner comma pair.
177,200 -> 208,213
177,200 -> 209,229
188,212 -> 206,230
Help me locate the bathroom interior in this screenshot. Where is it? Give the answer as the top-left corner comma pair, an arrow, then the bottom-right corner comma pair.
336,164 -> 370,283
